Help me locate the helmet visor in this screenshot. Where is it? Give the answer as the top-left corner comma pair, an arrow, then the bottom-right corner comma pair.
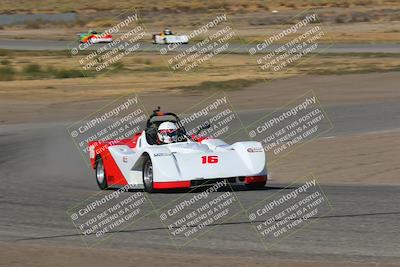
158,129 -> 177,137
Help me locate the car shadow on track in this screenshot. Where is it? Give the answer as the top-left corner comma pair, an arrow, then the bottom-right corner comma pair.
104,184 -> 296,194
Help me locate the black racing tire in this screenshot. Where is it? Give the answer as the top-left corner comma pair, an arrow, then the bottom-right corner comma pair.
95,156 -> 108,190
142,154 -> 155,193
245,182 -> 266,190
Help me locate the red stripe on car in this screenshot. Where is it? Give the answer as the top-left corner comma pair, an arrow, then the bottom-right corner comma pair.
153,181 -> 191,189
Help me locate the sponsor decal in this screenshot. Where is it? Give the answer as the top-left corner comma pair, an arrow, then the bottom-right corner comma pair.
154,153 -> 172,157
247,147 -> 263,153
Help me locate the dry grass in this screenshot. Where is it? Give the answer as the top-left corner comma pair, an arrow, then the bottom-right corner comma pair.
0,51 -> 399,102
0,0 -> 399,13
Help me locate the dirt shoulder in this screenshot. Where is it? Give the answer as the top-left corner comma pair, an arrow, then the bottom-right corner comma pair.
271,130 -> 400,186
0,243 -> 397,267
1,71 -> 399,124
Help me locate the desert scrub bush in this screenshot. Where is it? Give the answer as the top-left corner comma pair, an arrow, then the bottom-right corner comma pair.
0,50 -> 12,57
0,66 -> 15,81
22,64 -> 44,78
20,64 -> 89,79
52,68 -> 86,78
1,59 -> 10,65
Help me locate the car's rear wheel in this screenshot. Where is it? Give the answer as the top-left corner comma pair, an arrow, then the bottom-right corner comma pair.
96,156 -> 108,190
245,182 -> 266,190
142,155 -> 154,193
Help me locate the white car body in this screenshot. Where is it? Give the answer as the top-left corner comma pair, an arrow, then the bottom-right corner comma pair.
89,112 -> 267,192
153,34 -> 189,44
90,36 -> 113,43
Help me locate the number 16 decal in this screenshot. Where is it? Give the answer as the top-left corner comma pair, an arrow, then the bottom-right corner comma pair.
201,155 -> 219,164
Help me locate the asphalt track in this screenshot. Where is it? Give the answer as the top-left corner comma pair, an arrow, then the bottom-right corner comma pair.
0,102 -> 399,264
0,38 -> 399,53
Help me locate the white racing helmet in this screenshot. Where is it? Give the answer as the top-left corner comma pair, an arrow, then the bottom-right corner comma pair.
157,121 -> 178,144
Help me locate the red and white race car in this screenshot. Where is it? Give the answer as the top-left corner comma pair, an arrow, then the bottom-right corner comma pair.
78,30 -> 113,44
152,29 -> 189,45
89,110 -> 267,193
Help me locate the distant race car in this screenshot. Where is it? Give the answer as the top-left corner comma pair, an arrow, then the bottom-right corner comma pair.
78,30 -> 113,44
152,28 -> 189,45
89,109 -> 268,193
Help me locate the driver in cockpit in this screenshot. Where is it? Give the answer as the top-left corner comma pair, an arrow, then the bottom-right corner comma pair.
156,121 -> 178,144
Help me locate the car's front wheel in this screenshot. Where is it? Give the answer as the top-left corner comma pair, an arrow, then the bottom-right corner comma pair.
142,155 -> 154,193
96,156 -> 108,190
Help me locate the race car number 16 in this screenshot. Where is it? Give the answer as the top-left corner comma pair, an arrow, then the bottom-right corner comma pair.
201,156 -> 219,164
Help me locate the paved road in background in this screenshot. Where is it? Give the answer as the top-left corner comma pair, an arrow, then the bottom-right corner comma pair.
0,38 -> 399,53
